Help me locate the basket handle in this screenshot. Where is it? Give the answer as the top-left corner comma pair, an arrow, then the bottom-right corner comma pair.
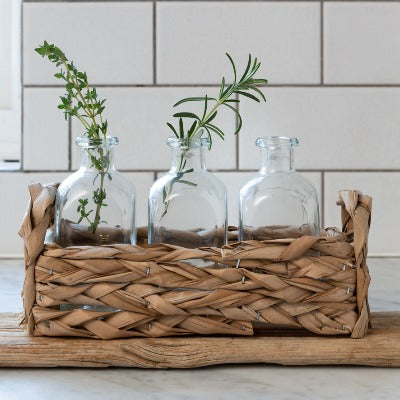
338,190 -> 372,263
18,183 -> 58,331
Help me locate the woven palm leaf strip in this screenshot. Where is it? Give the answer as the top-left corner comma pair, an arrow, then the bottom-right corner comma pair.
19,183 -> 372,339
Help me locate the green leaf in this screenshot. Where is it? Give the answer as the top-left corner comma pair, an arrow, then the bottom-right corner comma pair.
204,126 -> 213,150
239,54 -> 252,82
201,95 -> 208,121
219,77 -> 225,99
173,97 -> 216,107
188,120 -> 197,138
205,110 -> 217,124
221,102 -> 242,135
178,179 -> 197,187
226,53 -> 237,84
247,85 -> 266,102
234,90 -> 260,102
167,122 -> 179,138
179,118 -> 184,139
252,56 -> 258,71
173,112 -> 201,120
249,59 -> 261,77
34,47 -> 46,57
221,83 -> 234,99
250,78 -> 268,85
205,123 -> 224,140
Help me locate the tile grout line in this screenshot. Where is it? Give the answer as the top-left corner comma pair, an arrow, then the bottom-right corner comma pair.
22,0 -> 400,2
152,0 -> 157,85
23,83 -> 400,88
235,92 -> 239,170
20,1 -> 24,171
68,116 -> 72,171
323,0 -> 400,2
4,169 -> 400,174
320,0 -> 324,85
321,171 -> 325,228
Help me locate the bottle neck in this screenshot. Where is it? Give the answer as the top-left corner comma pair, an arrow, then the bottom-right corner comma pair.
259,145 -> 294,174
169,142 -> 207,173
79,146 -> 116,171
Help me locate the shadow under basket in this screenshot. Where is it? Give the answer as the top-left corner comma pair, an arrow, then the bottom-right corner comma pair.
19,184 -> 372,340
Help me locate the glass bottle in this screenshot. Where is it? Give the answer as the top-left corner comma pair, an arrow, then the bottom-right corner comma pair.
54,136 -> 136,247
239,136 -> 320,240
148,137 -> 227,248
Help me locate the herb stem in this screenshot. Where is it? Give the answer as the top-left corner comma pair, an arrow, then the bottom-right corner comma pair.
36,41 -> 110,234
191,99 -> 222,140
162,53 -> 268,218
62,60 -> 98,128
59,58 -> 105,233
93,156 -> 106,232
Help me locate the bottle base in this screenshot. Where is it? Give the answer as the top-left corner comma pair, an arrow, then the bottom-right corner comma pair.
240,224 -> 318,241
150,226 -> 226,248
56,218 -> 133,246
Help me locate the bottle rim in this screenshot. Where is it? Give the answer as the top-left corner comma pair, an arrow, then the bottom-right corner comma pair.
75,136 -> 119,148
256,136 -> 299,148
167,137 -> 210,148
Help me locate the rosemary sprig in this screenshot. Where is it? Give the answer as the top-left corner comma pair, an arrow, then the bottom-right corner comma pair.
168,53 -> 268,143
35,41 -> 109,233
162,54 -> 268,218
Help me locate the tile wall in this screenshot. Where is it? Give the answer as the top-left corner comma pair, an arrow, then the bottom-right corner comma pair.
1,1 -> 400,256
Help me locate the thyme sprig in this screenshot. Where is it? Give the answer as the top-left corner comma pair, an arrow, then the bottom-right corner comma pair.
35,41 -> 109,233
162,54 -> 268,218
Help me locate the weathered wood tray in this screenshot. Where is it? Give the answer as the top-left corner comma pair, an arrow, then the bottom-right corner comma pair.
1,312 -> 399,368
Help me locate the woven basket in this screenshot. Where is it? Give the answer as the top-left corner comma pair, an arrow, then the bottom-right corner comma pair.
19,183 -> 372,339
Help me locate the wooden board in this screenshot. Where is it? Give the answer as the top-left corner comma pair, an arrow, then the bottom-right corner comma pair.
1,312 -> 400,368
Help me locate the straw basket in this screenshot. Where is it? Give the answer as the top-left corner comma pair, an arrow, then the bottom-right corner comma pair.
19,183 -> 372,339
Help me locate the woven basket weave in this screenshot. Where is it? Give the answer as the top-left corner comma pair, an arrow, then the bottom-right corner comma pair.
19,183 -> 372,339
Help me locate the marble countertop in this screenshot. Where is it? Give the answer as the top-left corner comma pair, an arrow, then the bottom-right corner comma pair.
1,258 -> 400,400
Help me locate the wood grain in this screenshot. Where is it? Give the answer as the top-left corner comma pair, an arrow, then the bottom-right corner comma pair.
1,312 -> 399,368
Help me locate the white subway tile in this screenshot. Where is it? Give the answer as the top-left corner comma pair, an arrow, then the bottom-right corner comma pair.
324,3 -> 400,84
325,173 -> 400,255
215,171 -> 321,227
23,2 -> 153,85
239,87 -> 400,170
157,2 -> 320,84
71,87 -> 236,170
23,88 -> 69,170
0,172 -> 68,256
122,172 -> 154,227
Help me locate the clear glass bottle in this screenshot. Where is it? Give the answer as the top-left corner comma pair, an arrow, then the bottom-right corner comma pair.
148,137 -> 227,248
55,136 -> 136,247
239,136 -> 320,240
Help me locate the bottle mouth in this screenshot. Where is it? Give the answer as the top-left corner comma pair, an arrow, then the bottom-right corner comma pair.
167,137 -> 210,149
256,136 -> 299,149
76,136 -> 119,148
